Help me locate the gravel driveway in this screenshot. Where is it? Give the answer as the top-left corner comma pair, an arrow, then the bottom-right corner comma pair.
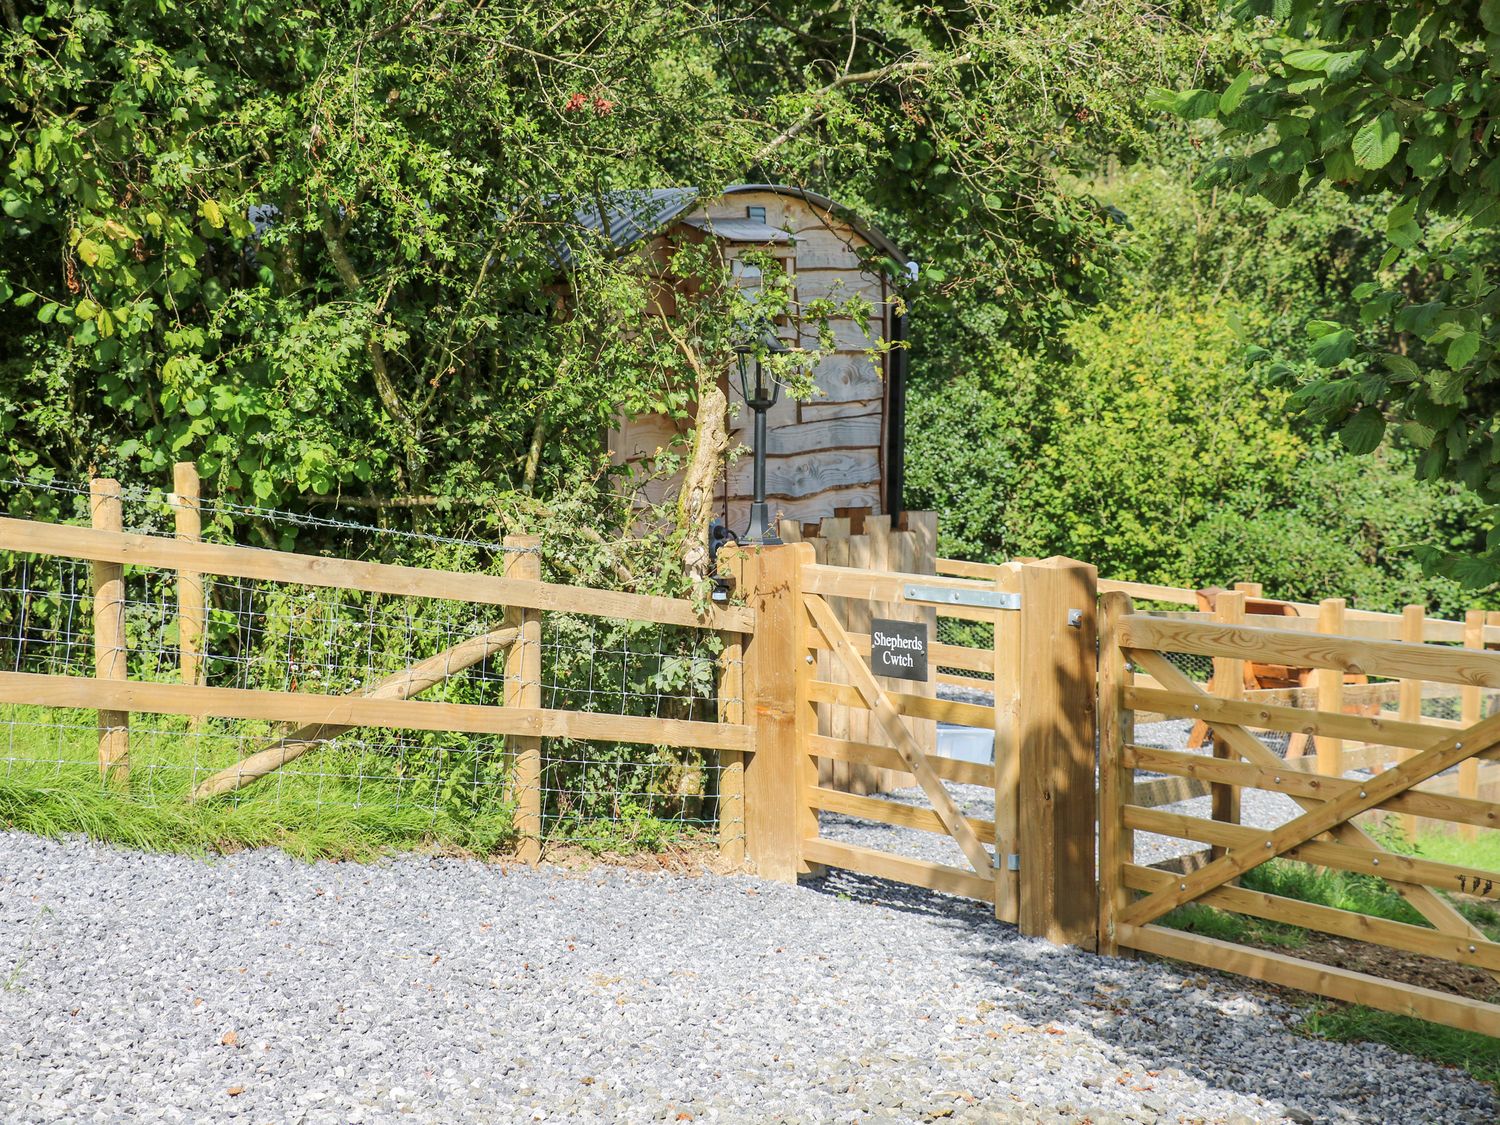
2,833 -> 1493,1124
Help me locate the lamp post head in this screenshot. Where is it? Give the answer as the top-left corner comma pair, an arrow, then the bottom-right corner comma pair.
734,328 -> 787,548
733,331 -> 787,411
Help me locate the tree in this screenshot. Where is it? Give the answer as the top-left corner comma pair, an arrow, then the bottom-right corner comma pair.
1161,1 -> 1500,583
0,1 -> 1219,584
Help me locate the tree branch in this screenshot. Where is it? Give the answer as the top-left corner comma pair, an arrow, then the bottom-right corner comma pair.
319,208 -> 422,489
752,56 -> 951,163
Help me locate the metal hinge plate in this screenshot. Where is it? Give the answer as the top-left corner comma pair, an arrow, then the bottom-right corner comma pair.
903,584 -> 1021,611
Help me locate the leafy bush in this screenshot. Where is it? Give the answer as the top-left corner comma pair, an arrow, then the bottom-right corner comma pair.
908,166 -> 1489,615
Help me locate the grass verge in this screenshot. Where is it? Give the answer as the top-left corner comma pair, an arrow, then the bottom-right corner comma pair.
1159,846 -> 1500,1089
0,703 -> 523,860
0,769 -> 518,861
0,704 -> 720,861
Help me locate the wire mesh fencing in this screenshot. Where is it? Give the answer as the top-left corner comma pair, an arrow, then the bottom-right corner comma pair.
0,477 -> 743,853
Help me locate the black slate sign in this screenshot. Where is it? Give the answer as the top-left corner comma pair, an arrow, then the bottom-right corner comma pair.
870,618 -> 929,683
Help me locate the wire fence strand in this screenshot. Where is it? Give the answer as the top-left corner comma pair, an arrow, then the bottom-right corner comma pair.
0,478 -> 742,851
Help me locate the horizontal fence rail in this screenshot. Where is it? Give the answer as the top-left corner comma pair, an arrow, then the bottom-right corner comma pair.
0,515 -> 755,632
0,671 -> 753,751
1100,593 -> 1500,1039
1118,615 -> 1500,689
0,492 -> 757,861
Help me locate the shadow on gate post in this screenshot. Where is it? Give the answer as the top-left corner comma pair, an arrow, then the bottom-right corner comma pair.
1016,557 -> 1099,949
724,542 -> 818,882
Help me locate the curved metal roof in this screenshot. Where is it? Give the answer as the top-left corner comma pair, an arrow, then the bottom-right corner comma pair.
567,183 -> 910,272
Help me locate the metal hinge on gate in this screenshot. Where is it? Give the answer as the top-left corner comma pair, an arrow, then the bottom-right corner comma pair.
993,853 -> 1020,872
903,584 -> 1021,611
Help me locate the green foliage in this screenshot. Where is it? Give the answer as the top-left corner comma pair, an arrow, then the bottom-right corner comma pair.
1174,1 -> 1500,584
1300,1005 -> 1500,1090
1012,297 -> 1303,583
908,164 -> 1486,614
0,0 -> 1221,578
1181,445 -> 1484,618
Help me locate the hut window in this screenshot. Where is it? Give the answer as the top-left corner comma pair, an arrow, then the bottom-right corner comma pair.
731,258 -> 763,299
746,205 -> 767,224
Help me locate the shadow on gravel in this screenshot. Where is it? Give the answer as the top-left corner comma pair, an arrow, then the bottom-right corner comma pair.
801,869 -> 1495,1125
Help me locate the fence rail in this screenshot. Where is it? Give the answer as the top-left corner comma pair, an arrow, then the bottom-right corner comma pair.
0,473 -> 755,856
1100,592 -> 1500,1038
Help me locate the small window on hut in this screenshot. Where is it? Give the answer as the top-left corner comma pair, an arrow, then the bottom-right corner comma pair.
731,257 -> 763,299
746,205 -> 767,224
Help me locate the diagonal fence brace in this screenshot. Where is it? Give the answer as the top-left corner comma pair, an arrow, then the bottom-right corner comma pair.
803,592 -> 995,880
1122,651 -> 1500,929
1128,649 -> 1500,971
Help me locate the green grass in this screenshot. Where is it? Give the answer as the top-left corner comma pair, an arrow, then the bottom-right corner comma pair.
1301,1004 -> 1500,1088
0,704 -> 518,860
1414,830 -> 1500,879
1159,840 -> 1500,1087
0,703 -> 720,861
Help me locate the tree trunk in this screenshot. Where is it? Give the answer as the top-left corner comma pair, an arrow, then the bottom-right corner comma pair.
677,382 -> 729,586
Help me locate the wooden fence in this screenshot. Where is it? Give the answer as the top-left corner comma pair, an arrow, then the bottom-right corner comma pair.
0,476 -> 757,862
1099,593 -> 1500,1037
7,477 -> 1500,1035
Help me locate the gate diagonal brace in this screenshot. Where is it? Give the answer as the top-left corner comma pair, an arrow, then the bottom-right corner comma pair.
1128,648 -> 1499,974
1122,649 -> 1500,955
803,592 -> 995,881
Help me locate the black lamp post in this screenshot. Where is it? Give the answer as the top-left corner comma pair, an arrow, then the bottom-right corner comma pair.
734,333 -> 788,546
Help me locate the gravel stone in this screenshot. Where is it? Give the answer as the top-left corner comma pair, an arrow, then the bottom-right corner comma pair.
0,830 -> 1492,1124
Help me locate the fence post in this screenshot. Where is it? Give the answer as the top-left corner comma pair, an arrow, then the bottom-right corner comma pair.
1461,609 -> 1484,840
1097,590 -> 1135,956
716,624 -> 747,867
1211,591 -> 1245,860
172,462 -> 206,691
1397,603 -> 1425,838
1315,597 -> 1347,777
503,535 -> 543,863
716,549 -> 748,868
740,542 -> 816,882
1016,556 -> 1098,948
90,477 -> 129,786
992,561 -> 1022,924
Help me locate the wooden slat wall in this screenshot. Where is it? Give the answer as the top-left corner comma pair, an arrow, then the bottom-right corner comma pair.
609,190 -> 897,530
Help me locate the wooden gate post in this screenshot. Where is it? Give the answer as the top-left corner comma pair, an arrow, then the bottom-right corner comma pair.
739,541 -> 816,882
503,535 -> 543,863
90,477 -> 129,786
172,461 -> 206,690
992,561 -> 1022,924
1016,557 -> 1098,948
1097,590 -> 1135,956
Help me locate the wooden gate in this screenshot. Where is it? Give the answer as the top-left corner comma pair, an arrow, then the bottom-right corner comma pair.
728,543 -> 1099,943
1098,592 -> 1500,1036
